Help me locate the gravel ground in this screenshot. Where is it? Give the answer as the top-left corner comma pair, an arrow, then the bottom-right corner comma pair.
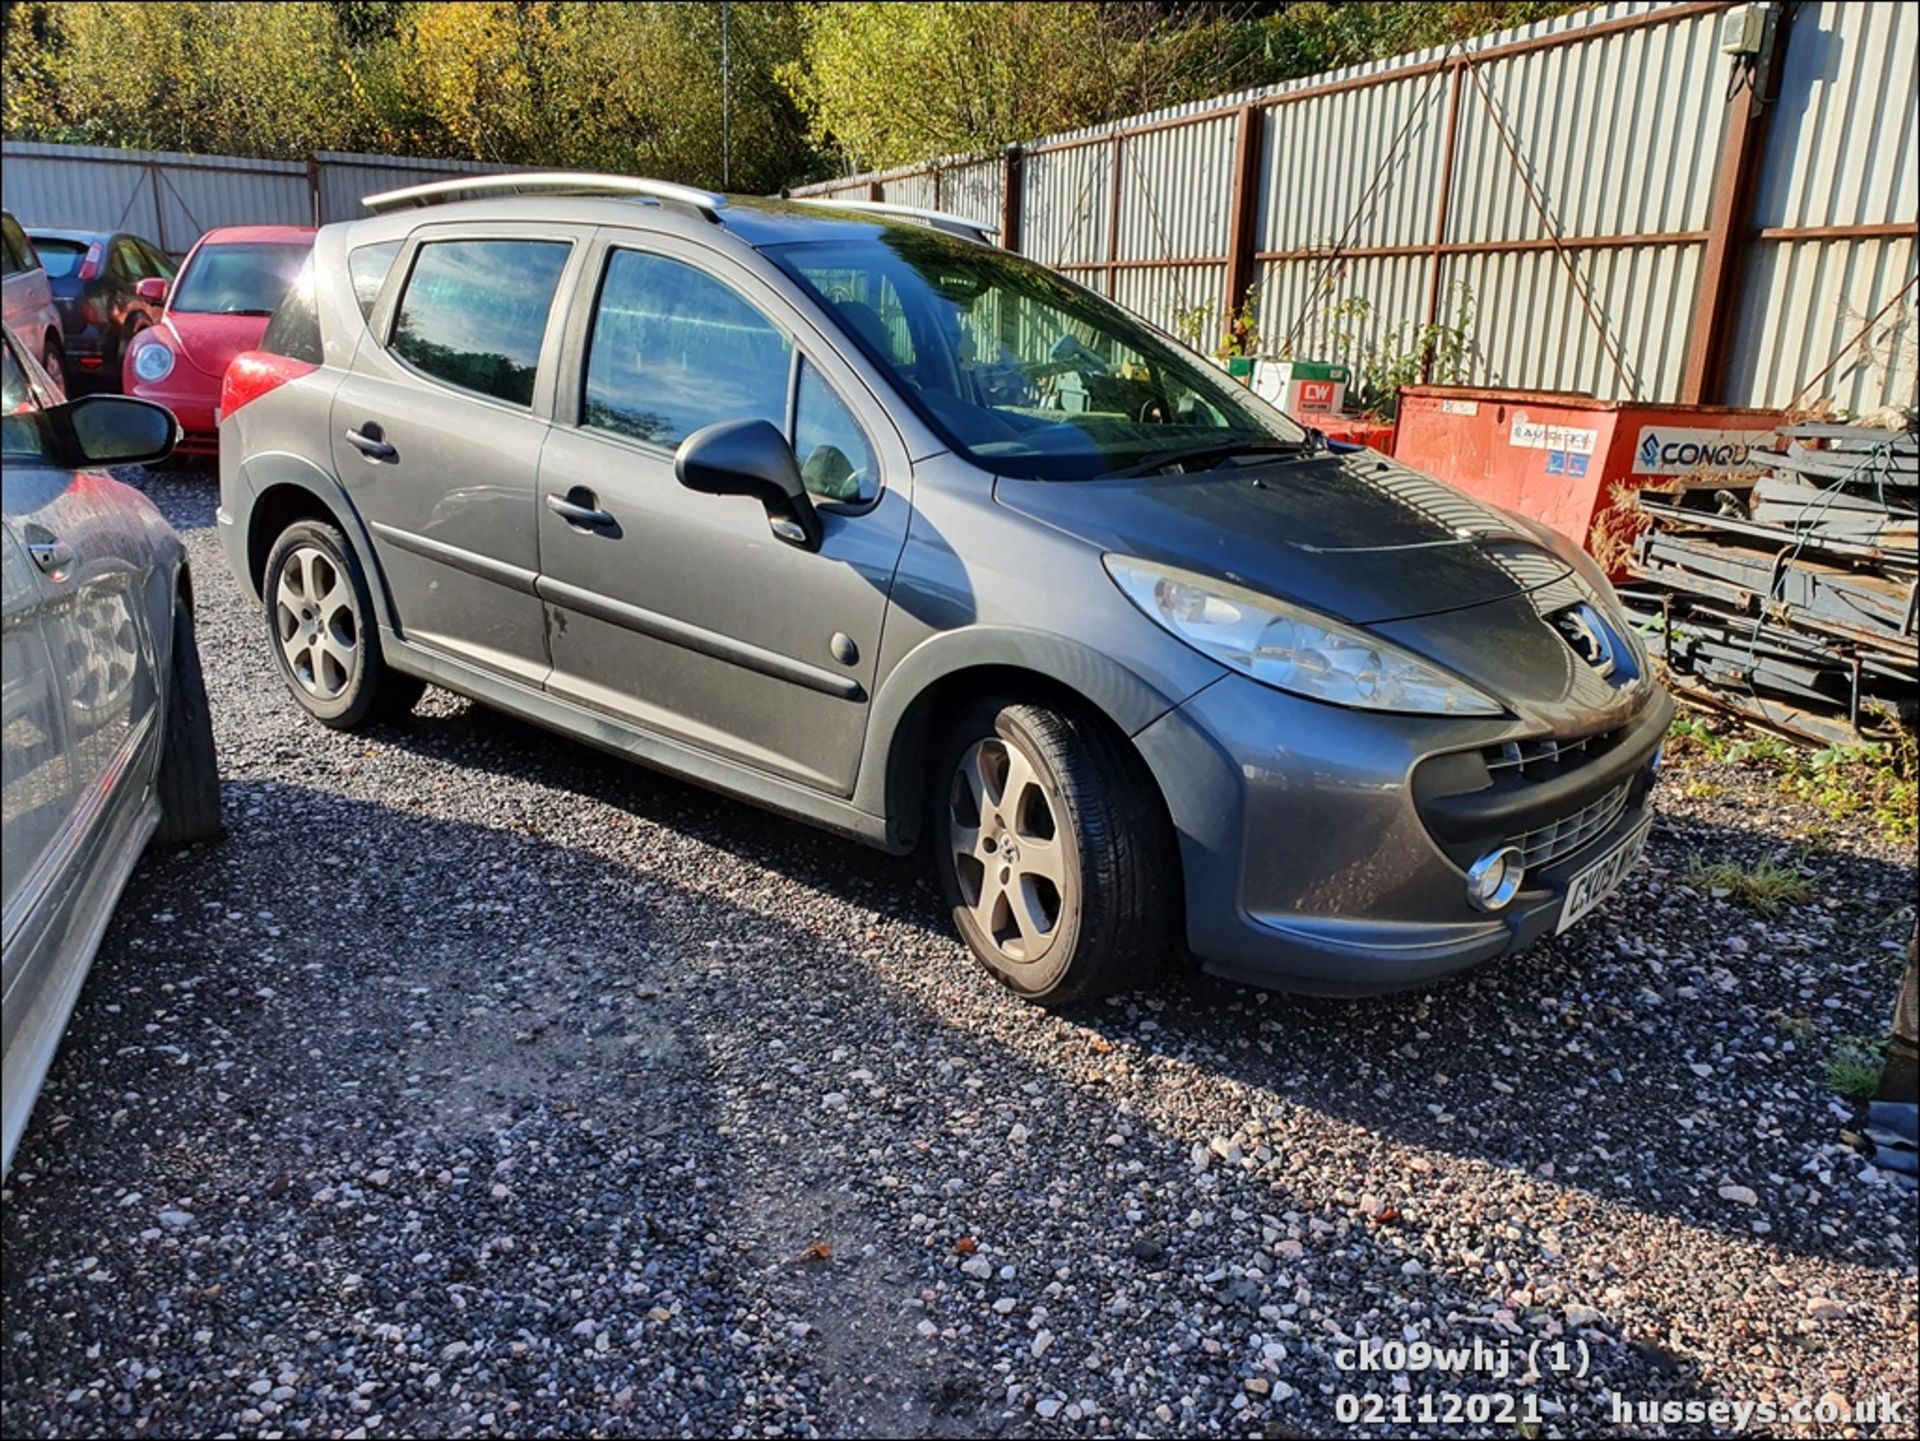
3,466 -> 1915,1439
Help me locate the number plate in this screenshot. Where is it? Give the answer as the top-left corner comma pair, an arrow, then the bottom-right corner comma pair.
1555,819 -> 1651,935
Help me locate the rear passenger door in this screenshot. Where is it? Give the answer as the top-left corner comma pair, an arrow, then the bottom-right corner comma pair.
330,225 -> 583,687
535,234 -> 911,796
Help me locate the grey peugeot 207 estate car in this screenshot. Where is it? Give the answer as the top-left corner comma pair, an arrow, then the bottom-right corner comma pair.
215,172 -> 1670,1005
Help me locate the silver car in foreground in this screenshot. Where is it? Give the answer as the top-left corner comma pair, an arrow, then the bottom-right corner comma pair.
2,327 -> 222,1173
217,172 -> 1669,1007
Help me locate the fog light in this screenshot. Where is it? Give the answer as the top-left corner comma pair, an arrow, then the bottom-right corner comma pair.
1466,846 -> 1525,911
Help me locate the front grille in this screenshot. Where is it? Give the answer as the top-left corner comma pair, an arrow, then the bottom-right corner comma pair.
1483,724 -> 1624,780
1507,778 -> 1633,870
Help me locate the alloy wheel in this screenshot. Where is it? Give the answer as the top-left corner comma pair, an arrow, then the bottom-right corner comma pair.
274,545 -> 358,700
949,735 -> 1069,963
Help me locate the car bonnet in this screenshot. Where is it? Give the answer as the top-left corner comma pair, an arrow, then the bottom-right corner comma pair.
993,449 -> 1575,626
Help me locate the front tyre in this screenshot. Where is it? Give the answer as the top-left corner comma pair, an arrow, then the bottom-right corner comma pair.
933,698 -> 1170,1005
153,602 -> 223,844
262,520 -> 423,729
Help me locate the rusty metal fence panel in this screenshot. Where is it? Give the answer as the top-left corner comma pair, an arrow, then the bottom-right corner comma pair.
1022,142 -> 1115,273
935,157 -> 1003,233
792,1 -> 1918,415
1726,0 -> 1919,413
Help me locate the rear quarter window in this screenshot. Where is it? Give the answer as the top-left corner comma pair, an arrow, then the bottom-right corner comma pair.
348,241 -> 403,320
260,256 -> 324,364
389,238 -> 571,406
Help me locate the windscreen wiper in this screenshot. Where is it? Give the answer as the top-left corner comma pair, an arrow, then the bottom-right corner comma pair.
1104,436 -> 1317,479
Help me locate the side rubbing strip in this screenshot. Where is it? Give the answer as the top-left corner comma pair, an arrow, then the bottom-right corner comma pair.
536,576 -> 864,701
369,522 -> 540,595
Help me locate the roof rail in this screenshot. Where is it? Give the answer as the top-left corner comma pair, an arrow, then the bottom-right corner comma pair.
363,172 -> 727,221
791,198 -> 997,245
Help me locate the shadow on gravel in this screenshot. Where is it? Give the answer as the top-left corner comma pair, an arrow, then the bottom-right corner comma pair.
364,697 -> 1914,1273
0,783 -> 973,1437
5,781 -> 1779,1437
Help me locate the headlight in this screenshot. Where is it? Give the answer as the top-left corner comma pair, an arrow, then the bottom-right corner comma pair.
132,340 -> 175,383
1104,556 -> 1504,716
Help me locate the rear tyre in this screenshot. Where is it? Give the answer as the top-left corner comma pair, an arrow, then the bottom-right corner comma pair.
932,697 -> 1170,1005
154,602 -> 223,844
263,520 -> 423,729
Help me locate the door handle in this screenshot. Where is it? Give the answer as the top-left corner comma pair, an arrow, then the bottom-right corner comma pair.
27,536 -> 76,577
345,426 -> 397,461
545,491 -> 616,528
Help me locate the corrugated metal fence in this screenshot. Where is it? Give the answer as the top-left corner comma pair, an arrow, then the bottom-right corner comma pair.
793,0 -> 1917,415
0,141 -> 515,257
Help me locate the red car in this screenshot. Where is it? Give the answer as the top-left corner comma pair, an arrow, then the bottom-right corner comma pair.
123,224 -> 314,456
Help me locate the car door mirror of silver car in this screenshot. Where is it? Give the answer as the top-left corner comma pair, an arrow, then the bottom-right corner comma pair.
56,395 -> 180,468
674,418 -> 822,551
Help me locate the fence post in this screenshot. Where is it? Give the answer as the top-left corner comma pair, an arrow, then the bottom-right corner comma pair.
867,179 -> 884,203
1682,4 -> 1793,405
307,154 -> 323,226
1223,104 -> 1265,332
1420,62 -> 1465,382
148,160 -> 166,252
1000,146 -> 1024,253
1105,136 -> 1126,297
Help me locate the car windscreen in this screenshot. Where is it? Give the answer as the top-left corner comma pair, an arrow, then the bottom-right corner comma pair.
32,239 -> 88,279
170,242 -> 311,316
765,230 -> 1305,482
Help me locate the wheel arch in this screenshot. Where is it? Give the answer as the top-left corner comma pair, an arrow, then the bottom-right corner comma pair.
857,629 -> 1186,858
241,460 -> 397,632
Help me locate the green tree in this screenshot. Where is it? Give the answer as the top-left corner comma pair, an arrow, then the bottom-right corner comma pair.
4,1 -> 1586,185
783,3 -> 1113,173
784,1 -> 1587,174
2,2 -> 371,156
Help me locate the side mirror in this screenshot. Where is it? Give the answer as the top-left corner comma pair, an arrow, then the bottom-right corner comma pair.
134,276 -> 169,304
60,394 -> 179,466
674,418 -> 821,551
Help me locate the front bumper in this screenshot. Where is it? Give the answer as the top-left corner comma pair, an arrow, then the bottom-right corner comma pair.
1133,674 -> 1672,995
124,375 -> 219,453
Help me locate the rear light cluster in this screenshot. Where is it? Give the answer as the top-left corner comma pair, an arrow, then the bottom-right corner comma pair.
77,242 -> 103,282
220,350 -> 316,420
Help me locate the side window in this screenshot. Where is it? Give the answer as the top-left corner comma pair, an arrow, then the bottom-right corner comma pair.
348,240 -> 402,320
109,239 -> 137,282
0,217 -> 23,277
145,243 -> 177,279
793,359 -> 878,504
260,255 -> 323,364
583,249 -> 790,447
390,238 -> 570,406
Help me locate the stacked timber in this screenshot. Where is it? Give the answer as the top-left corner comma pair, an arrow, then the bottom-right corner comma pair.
1619,420 -> 1918,748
